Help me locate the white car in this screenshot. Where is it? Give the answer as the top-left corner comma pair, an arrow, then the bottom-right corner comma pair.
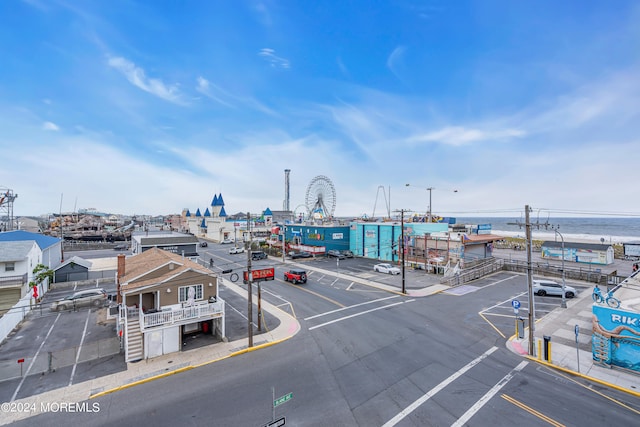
373,263 -> 401,275
229,246 -> 245,254
532,279 -> 577,298
220,238 -> 234,244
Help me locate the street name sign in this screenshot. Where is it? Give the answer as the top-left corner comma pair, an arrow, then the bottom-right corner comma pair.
273,392 -> 293,408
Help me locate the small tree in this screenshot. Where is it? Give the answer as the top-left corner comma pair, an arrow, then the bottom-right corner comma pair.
29,264 -> 54,301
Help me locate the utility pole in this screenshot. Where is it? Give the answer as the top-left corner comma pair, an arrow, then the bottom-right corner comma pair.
246,212 -> 253,348
525,205 -> 535,356
393,209 -> 410,294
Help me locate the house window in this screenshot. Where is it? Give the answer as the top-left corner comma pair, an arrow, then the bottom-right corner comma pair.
5,262 -> 15,272
178,284 -> 203,303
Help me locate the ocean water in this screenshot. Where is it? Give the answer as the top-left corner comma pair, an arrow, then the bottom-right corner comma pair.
455,217 -> 640,244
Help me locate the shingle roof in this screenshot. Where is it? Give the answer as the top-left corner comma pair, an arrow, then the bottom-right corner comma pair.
53,256 -> 92,271
0,230 -> 60,250
120,247 -> 214,292
0,241 -> 36,262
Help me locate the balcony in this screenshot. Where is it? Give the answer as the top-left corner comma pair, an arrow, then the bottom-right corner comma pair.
0,274 -> 27,288
138,299 -> 225,331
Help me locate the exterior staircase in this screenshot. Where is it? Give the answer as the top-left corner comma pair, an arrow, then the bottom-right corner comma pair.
125,316 -> 143,362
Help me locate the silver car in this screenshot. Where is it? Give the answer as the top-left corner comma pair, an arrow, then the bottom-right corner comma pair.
532,280 -> 576,298
50,288 -> 108,311
373,263 -> 401,275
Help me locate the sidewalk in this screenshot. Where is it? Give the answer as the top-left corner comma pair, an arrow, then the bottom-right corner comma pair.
3,261 -> 639,424
507,287 -> 640,397
0,277 -> 301,425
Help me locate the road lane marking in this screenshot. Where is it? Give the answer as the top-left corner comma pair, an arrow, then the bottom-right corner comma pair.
308,299 -> 413,330
68,309 -> 92,386
382,346 -> 498,427
304,295 -> 399,320
478,312 -> 506,338
452,360 -> 528,427
280,279 -> 345,308
11,313 -> 61,402
501,393 -> 565,427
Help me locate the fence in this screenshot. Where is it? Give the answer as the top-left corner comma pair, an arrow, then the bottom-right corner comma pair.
0,336 -> 121,382
499,258 -> 619,285
440,258 -> 504,287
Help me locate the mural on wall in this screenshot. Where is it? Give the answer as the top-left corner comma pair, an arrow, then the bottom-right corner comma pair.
592,304 -> 640,371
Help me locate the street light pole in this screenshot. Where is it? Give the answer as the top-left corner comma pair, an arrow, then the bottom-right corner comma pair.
553,228 -> 567,309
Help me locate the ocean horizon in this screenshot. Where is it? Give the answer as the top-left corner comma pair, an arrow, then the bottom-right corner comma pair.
454,217 -> 640,244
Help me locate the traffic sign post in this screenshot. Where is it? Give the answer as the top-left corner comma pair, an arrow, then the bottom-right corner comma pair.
575,324 -> 580,372
512,300 -> 521,338
271,387 -> 292,426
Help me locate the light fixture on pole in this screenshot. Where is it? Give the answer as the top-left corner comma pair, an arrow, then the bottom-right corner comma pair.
405,184 -> 458,223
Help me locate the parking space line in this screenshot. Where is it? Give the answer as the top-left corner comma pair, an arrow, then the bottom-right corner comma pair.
69,309 -> 92,386
11,313 -> 61,402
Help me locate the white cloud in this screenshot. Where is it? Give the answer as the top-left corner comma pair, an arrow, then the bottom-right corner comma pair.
408,126 -> 526,146
107,56 -> 185,104
258,48 -> 290,69
42,121 -> 60,131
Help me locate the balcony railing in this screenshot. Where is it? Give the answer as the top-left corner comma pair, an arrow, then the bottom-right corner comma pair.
139,300 -> 224,330
0,274 -> 27,288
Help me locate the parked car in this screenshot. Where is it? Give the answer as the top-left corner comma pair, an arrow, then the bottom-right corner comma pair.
113,244 -> 128,251
340,250 -> 354,258
251,251 -> 267,260
289,251 -> 312,259
373,263 -> 401,275
220,239 -> 233,244
50,288 -> 108,311
532,280 -> 577,298
327,249 -> 345,259
200,241 -> 208,247
284,269 -> 307,284
229,246 -> 245,254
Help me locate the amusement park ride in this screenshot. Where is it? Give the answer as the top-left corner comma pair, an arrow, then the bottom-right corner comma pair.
303,175 -> 336,222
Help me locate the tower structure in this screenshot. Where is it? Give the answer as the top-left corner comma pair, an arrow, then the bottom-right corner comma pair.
0,187 -> 18,231
284,169 -> 291,211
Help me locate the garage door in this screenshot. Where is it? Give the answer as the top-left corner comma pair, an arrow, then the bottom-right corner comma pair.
0,288 -> 22,314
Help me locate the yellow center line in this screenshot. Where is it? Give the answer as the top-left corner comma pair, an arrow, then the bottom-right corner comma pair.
478,311 -> 506,338
501,394 -> 565,427
279,279 -> 345,308
545,369 -> 640,416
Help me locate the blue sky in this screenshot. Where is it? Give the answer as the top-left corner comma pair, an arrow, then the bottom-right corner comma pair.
1,1 -> 639,219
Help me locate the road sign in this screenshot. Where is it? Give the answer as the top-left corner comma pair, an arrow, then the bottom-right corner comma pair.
511,300 -> 521,309
243,268 -> 275,284
263,417 -> 285,427
274,392 -> 293,408
513,307 -> 519,315
575,324 -> 580,343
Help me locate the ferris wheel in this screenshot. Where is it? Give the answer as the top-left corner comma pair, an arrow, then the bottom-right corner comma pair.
305,175 -> 336,220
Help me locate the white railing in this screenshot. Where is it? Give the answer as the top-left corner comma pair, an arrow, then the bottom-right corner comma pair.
140,300 -> 224,330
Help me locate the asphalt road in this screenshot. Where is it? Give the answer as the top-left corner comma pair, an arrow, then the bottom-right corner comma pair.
11,251 -> 640,426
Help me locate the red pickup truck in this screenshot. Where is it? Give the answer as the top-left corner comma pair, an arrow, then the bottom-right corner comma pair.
284,269 -> 307,284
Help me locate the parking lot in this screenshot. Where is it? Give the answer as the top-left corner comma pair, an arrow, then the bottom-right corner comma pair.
0,248 -> 280,403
